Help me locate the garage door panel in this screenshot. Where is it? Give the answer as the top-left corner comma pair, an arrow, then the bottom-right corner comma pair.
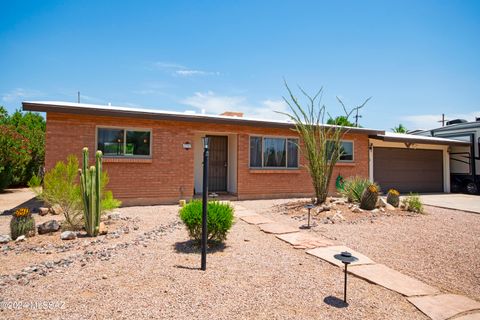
373,148 -> 443,193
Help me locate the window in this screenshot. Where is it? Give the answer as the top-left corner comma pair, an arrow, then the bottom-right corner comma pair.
249,136 -> 299,168
327,140 -> 354,162
97,128 -> 151,157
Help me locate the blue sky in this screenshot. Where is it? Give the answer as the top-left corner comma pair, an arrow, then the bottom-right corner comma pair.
1,0 -> 479,130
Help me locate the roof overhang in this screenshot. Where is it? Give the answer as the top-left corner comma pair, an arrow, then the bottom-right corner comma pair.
369,134 -> 471,146
22,101 -> 384,135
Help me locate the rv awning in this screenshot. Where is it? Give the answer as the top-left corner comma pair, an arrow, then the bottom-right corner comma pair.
369,132 -> 471,146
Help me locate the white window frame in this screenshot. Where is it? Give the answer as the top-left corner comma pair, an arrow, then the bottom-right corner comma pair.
249,135 -> 299,169
96,126 -> 152,158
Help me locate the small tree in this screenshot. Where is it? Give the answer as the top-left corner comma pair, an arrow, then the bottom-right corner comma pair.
280,83 -> 370,204
392,124 -> 408,133
326,116 -> 356,127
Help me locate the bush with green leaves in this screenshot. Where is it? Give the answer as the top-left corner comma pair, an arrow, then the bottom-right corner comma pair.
340,176 -> 378,203
179,200 -> 234,243
402,193 -> 424,213
31,154 -> 121,230
0,107 -> 45,189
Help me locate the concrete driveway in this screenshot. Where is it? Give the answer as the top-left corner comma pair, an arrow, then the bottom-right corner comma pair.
420,194 -> 480,214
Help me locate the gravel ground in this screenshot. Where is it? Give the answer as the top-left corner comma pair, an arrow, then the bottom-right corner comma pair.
0,204 -> 425,319
239,199 -> 480,302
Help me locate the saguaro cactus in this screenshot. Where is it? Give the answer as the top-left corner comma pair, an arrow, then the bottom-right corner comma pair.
79,147 -> 102,236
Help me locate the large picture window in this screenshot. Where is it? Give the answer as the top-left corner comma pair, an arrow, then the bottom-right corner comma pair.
97,127 -> 151,157
327,140 -> 354,162
249,136 -> 298,168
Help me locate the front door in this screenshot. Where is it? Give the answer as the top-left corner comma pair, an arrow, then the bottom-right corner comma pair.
207,135 -> 228,192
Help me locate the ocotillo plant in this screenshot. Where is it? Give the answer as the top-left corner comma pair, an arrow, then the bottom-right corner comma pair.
79,147 -> 102,236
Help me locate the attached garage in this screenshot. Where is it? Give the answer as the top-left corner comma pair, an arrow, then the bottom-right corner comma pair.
369,132 -> 471,194
373,147 -> 443,193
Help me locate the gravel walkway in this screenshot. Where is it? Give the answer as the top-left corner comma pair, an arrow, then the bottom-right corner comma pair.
0,204 -> 425,319
238,199 -> 480,302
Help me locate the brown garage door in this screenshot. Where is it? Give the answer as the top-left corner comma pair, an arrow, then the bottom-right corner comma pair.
373,147 -> 443,193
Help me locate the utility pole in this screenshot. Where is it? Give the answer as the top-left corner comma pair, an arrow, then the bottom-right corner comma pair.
77,91 -> 80,103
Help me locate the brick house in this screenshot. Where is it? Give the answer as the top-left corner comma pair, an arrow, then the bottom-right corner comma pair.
23,101 -> 469,205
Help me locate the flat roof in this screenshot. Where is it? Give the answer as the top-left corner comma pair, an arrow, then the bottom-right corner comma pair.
370,132 -> 471,146
22,100 -> 384,135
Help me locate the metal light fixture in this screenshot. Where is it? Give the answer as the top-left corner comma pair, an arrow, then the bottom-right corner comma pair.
300,204 -> 315,229
201,136 -> 210,271
334,251 -> 358,304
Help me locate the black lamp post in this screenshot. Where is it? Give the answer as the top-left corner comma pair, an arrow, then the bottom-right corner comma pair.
201,136 -> 210,271
333,251 -> 358,304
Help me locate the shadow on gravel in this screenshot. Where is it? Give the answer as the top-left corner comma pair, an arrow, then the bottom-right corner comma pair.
173,264 -> 202,271
323,296 -> 349,308
1,197 -> 44,216
174,240 -> 227,254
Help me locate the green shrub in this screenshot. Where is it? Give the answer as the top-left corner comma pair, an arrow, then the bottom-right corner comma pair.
10,208 -> 36,240
402,193 -> 424,213
0,107 -> 45,188
102,190 -> 122,211
0,166 -> 13,192
33,154 -> 121,230
179,200 -> 234,243
340,176 -> 378,203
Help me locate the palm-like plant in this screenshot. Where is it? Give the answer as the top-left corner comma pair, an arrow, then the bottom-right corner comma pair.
392,124 -> 408,133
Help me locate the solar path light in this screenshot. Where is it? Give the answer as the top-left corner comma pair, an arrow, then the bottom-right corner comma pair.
300,204 -> 315,229
333,251 -> 358,304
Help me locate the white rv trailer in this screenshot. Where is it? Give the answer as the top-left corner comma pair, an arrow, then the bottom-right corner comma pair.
414,118 -> 480,194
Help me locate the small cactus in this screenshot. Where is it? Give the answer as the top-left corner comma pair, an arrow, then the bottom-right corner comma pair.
10,208 -> 35,240
387,189 -> 400,207
79,148 -> 102,237
360,184 -> 379,210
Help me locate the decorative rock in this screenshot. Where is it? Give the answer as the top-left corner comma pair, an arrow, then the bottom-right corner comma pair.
385,203 -> 395,211
60,231 -> 77,240
49,205 -> 62,215
371,208 -> 380,213
320,205 -> 331,212
38,220 -> 61,234
0,235 -> 11,244
352,207 -> 363,213
38,207 -> 49,216
15,235 -> 26,242
107,212 -> 121,220
377,197 -> 388,208
99,222 -> 108,235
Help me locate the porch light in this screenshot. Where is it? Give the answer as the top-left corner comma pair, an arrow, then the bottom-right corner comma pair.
334,251 -> 358,304
202,136 -> 210,149
201,136 -> 210,271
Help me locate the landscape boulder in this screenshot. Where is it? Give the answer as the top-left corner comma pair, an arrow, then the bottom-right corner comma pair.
385,203 -> 396,211
15,235 -> 26,242
60,231 -> 77,240
99,222 -> 108,235
38,207 -> 49,216
377,198 -> 388,208
49,205 -> 63,215
0,234 -> 11,244
38,220 -> 61,234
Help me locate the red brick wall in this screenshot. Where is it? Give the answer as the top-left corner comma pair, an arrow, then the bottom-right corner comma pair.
45,112 -> 369,205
